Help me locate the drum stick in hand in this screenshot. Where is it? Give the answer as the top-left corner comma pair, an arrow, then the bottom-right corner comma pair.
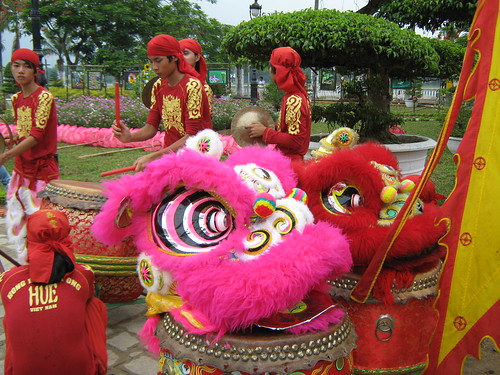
101,165 -> 135,177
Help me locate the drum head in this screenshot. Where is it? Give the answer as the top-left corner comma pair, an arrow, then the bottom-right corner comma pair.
141,76 -> 161,109
38,180 -> 106,210
231,106 -> 274,147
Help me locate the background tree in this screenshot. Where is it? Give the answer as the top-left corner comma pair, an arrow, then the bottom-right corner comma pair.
1,0 -> 28,87
372,0 -> 476,32
17,0 -> 230,79
223,9 -> 464,141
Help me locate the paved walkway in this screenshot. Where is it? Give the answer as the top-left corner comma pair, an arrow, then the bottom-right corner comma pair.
0,217 -> 158,375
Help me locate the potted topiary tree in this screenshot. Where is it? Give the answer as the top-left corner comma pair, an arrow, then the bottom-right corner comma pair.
223,9 -> 465,174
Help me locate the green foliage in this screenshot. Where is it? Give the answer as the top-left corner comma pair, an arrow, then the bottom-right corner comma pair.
1,63 -> 17,95
261,81 -> 283,111
211,97 -> 278,132
427,38 -> 465,80
209,84 -> 230,98
27,0 -> 231,77
312,102 -> 403,143
376,0 -> 476,31
223,9 -> 440,77
436,101 -> 473,137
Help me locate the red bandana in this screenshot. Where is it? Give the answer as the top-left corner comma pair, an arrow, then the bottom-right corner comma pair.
147,34 -> 199,78
11,48 -> 45,83
270,47 -> 308,97
11,48 -> 40,67
179,39 -> 208,83
27,210 -> 76,284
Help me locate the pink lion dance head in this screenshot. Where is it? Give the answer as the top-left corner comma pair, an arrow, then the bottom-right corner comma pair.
93,130 -> 352,349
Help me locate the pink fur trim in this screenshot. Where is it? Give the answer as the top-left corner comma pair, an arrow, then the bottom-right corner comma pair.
139,316 -> 161,355
175,222 -> 351,332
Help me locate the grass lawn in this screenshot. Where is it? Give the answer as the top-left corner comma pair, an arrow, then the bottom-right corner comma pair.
311,104 -> 458,198
1,103 -> 456,202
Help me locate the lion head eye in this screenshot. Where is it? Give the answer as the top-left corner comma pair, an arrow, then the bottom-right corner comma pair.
322,182 -> 363,214
151,187 -> 234,255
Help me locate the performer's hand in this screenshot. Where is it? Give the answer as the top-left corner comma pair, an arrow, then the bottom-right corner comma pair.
112,120 -> 132,143
134,153 -> 161,172
245,122 -> 266,138
4,132 -> 19,149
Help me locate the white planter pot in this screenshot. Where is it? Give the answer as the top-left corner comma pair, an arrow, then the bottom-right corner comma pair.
385,134 -> 436,176
405,99 -> 418,108
447,136 -> 463,154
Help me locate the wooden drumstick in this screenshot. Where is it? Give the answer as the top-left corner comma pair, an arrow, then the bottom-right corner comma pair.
0,248 -> 21,267
101,165 -> 135,177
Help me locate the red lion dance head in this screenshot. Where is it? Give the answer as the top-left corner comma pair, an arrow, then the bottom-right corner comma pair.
296,142 -> 447,302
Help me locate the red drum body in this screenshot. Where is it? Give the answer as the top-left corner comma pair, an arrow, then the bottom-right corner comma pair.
329,263 -> 441,375
39,179 -> 143,303
157,312 -> 356,375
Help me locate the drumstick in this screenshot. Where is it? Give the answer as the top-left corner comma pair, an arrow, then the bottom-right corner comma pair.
77,145 -> 148,159
0,248 -> 21,267
58,141 -> 96,149
101,165 -> 135,177
115,82 -> 121,128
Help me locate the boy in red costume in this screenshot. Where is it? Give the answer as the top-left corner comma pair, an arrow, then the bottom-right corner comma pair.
180,38 -> 214,117
245,47 -> 312,160
112,34 -> 212,171
0,209 -> 107,375
1,48 -> 59,263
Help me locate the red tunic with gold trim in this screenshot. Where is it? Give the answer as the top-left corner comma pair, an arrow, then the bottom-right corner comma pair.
262,92 -> 312,160
0,264 -> 101,375
11,86 -> 59,184
147,74 -> 212,147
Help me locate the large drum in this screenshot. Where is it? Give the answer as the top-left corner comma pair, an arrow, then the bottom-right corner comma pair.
39,179 -> 143,303
156,312 -> 356,375
329,263 -> 442,375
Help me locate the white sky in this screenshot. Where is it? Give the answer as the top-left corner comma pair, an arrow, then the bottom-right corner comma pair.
195,0 -> 367,25
1,0 -> 369,69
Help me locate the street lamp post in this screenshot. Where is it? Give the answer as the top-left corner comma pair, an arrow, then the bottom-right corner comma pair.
249,0 -> 262,105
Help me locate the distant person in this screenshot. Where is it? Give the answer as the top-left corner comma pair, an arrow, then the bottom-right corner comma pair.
245,47 -> 312,161
112,35 -> 212,171
179,38 -> 214,117
1,48 -> 59,263
0,165 -> 11,189
257,76 -> 266,100
0,209 -> 107,375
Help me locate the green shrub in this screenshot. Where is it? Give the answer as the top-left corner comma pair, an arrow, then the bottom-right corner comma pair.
436,101 -> 473,137
1,63 -> 17,95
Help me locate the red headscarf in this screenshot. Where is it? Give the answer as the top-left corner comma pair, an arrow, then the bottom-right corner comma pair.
27,209 -> 76,284
11,48 -> 44,83
270,47 -> 308,98
147,34 -> 199,78
179,39 -> 208,83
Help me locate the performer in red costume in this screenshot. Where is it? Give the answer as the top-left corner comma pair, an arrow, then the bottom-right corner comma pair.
179,38 -> 214,117
1,48 -> 59,263
112,34 -> 212,171
0,209 -> 107,375
245,47 -> 312,161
